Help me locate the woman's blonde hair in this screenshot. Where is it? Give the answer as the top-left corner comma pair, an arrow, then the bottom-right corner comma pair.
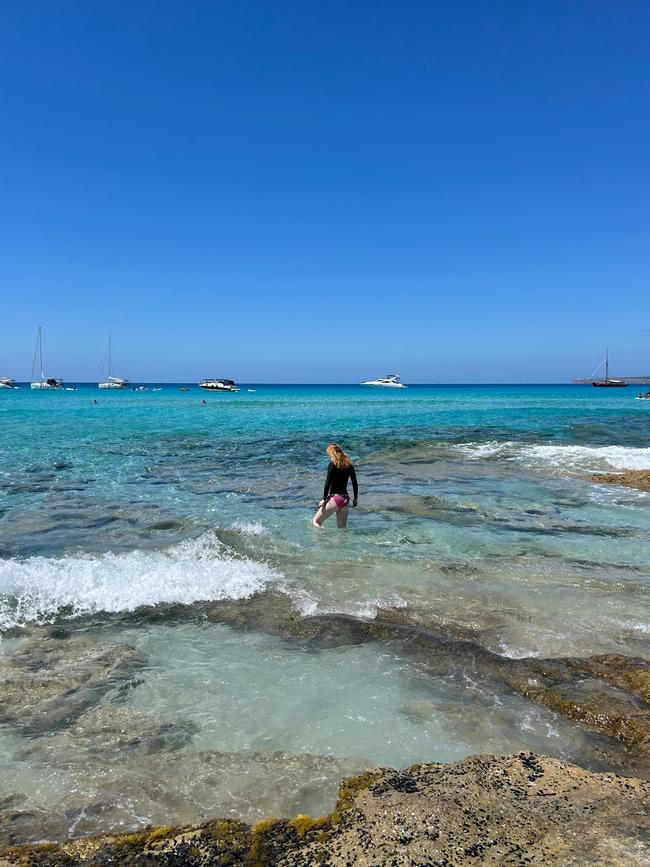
326,443 -> 352,469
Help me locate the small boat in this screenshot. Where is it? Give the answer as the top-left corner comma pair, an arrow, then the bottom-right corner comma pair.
591,350 -> 627,387
248,388 -> 256,392
361,374 -> 407,388
0,376 -> 17,389
180,387 -> 190,392
153,387 -> 162,392
30,327 -> 63,389
199,378 -> 239,392
98,338 -> 129,389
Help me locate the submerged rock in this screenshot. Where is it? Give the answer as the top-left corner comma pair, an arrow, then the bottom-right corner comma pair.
209,592 -> 650,773
15,706 -> 199,765
0,749 -> 371,847
0,635 -> 146,734
2,753 -> 648,865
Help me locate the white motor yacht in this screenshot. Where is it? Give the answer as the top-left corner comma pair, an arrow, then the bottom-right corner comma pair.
199,378 -> 239,392
360,374 -> 407,388
30,327 -> 63,389
0,377 -> 17,389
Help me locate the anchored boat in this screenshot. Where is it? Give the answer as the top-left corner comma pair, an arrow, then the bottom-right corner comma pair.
361,374 -> 407,388
30,327 -> 63,390
590,350 -> 627,387
199,378 -> 239,392
98,337 -> 129,389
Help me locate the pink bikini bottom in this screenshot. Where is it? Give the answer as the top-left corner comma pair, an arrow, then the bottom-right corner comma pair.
329,494 -> 349,509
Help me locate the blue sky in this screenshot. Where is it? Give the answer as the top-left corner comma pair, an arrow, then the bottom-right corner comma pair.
1,1 -> 649,382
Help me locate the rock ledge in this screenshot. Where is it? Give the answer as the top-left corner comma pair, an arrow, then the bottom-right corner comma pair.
2,752 -> 649,866
586,469 -> 650,492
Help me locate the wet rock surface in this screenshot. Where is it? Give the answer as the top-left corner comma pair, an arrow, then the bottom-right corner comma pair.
0,747 -> 370,846
0,635 -> 146,734
2,753 -> 648,866
586,469 -> 650,492
14,706 -> 199,765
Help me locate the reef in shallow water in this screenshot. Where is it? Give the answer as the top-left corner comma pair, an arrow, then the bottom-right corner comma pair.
2,753 -> 649,866
208,592 -> 650,775
0,634 -> 146,734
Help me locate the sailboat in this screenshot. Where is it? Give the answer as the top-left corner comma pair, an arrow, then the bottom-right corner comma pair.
98,337 -> 129,389
591,349 -> 627,387
30,327 -> 63,389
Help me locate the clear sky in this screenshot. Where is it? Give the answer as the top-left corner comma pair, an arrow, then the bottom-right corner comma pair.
1,1 -> 649,383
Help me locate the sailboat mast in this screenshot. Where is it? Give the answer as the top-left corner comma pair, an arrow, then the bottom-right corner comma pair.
605,348 -> 609,383
108,336 -> 112,378
39,326 -> 44,383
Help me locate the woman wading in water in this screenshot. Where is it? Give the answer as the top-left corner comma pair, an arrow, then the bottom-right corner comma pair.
312,443 -> 358,528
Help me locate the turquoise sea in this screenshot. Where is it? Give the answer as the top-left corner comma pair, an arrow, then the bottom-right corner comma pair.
1,383 -> 649,842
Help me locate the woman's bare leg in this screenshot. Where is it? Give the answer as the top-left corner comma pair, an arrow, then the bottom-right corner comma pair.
312,499 -> 338,527
336,504 -> 349,528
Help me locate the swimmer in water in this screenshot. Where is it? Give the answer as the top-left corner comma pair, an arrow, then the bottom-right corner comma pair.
312,443 -> 358,528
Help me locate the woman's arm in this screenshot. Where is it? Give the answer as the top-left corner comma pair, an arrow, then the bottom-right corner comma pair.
350,466 -> 358,504
322,463 -> 333,504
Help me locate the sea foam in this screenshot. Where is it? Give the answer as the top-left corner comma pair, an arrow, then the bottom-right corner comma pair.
0,532 -> 280,633
456,441 -> 650,474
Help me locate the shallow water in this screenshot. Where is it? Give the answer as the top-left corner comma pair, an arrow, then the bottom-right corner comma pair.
0,384 -> 649,842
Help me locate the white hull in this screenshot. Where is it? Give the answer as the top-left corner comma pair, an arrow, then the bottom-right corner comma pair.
199,379 -> 239,392
0,379 -> 17,389
361,374 -> 407,388
31,381 -> 63,390
98,381 -> 128,389
199,385 -> 239,392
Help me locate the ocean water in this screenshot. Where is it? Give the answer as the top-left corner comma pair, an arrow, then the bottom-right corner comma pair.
0,383 -> 649,842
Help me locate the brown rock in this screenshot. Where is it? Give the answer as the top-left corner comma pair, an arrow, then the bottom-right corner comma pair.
2,753 -> 648,865
586,470 -> 650,492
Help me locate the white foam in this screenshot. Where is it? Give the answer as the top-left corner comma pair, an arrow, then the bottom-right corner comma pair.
0,532 -> 280,632
456,441 -> 650,474
229,520 -> 269,537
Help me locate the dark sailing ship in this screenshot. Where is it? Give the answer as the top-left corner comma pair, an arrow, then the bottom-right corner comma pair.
591,349 -> 627,387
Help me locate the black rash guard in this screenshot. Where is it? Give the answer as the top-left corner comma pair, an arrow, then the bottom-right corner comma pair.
322,463 -> 358,503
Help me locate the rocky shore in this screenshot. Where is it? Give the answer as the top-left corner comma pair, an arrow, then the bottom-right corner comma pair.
1,600 -> 649,863
586,469 -> 650,492
2,752 -> 648,866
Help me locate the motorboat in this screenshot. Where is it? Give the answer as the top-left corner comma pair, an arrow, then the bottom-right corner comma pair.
199,378 -> 239,392
30,327 -> 63,389
360,374 -> 407,388
98,338 -> 129,389
0,377 -> 17,389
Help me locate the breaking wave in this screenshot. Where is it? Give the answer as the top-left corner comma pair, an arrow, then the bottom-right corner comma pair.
456,441 -> 650,474
0,532 -> 281,633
